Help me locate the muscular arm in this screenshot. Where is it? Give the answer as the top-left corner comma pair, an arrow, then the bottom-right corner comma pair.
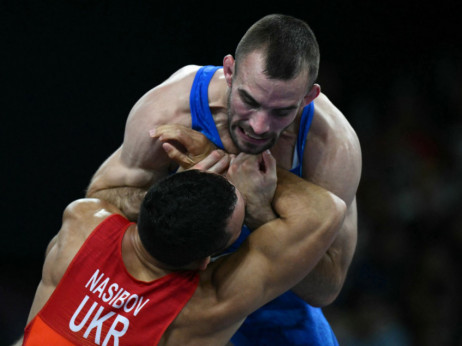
210,158 -> 346,324
86,66 -> 200,220
86,146 -> 167,221
155,120 -> 360,308
291,93 -> 362,306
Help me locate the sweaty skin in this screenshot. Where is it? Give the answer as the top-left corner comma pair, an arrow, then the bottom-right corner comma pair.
27,151 -> 346,345
87,51 -> 362,306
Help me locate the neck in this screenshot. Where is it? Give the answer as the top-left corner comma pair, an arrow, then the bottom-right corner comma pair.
122,226 -> 171,281
209,74 -> 241,154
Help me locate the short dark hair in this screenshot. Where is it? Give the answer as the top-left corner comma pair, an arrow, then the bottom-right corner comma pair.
137,170 -> 238,267
235,14 -> 320,87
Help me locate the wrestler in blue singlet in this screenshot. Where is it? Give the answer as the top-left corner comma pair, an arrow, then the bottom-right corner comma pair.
190,66 -> 339,346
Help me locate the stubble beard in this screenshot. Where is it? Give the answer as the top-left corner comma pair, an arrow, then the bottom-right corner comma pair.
226,94 -> 276,154
227,114 -> 277,154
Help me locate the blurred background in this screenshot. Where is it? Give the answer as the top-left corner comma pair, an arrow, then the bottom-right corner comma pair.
1,1 -> 460,345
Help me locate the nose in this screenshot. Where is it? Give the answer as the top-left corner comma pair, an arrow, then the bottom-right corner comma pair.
249,110 -> 270,135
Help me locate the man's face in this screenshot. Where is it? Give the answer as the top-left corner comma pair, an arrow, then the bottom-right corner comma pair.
227,51 -> 310,154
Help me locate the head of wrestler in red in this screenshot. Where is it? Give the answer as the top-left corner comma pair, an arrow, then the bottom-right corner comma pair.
223,14 -> 321,154
137,170 -> 245,270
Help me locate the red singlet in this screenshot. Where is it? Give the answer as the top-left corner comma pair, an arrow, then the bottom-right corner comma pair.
24,214 -> 199,345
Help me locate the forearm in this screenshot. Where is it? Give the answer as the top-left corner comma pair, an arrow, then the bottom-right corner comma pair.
244,203 -> 278,230
291,199 -> 358,306
291,243 -> 348,306
221,168 -> 346,311
86,145 -> 170,221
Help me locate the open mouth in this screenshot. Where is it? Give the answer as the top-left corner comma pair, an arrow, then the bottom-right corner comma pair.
238,127 -> 269,144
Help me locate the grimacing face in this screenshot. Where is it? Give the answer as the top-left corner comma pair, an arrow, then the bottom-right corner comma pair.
226,52 -> 310,154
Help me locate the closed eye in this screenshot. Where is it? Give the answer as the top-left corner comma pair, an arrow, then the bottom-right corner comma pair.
273,107 -> 297,117
239,90 -> 260,108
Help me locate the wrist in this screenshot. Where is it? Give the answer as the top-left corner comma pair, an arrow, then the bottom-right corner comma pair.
245,207 -> 277,230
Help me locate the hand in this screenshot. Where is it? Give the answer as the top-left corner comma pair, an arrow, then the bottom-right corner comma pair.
150,124 -> 217,169
190,150 -> 232,176
227,150 -> 278,229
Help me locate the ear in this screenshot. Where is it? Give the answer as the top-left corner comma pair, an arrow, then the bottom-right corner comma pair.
198,256 -> 211,271
223,54 -> 235,88
303,83 -> 321,106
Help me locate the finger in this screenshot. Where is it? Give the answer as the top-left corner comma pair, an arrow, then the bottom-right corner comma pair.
207,155 -> 231,175
151,124 -> 184,137
227,153 -> 256,178
231,152 -> 252,165
154,125 -> 208,155
258,150 -> 276,173
162,143 -> 195,167
239,153 -> 261,171
191,150 -> 225,171
155,126 -> 195,147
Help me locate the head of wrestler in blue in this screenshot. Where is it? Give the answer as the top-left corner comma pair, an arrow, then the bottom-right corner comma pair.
223,14 -> 321,154
137,170 -> 245,269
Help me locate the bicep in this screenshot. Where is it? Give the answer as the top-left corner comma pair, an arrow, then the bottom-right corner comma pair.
211,238 -> 280,318
214,213 -> 339,315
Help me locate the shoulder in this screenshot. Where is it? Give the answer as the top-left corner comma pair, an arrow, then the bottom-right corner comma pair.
63,198 -> 122,219
140,65 -> 202,101
62,198 -> 123,238
43,199 -> 123,289
126,65 -> 203,127
53,199 -> 123,268
311,93 -> 361,160
304,93 -> 362,204
164,65 -> 203,85
311,93 -> 360,147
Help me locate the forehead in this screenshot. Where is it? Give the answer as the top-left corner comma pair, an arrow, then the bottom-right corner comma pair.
234,51 -> 309,104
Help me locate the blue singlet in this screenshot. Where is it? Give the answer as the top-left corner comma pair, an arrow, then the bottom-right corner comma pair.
190,65 -> 338,346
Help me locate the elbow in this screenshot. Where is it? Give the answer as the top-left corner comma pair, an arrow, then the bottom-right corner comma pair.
307,292 -> 340,308
292,282 -> 343,308
328,195 -> 347,236
311,264 -> 346,307
293,259 -> 346,307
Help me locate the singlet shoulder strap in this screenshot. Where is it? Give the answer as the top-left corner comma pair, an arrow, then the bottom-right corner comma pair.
190,66 -> 224,149
290,102 -> 315,176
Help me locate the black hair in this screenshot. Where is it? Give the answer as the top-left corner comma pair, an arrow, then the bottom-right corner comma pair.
137,170 -> 238,267
235,14 -> 320,87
